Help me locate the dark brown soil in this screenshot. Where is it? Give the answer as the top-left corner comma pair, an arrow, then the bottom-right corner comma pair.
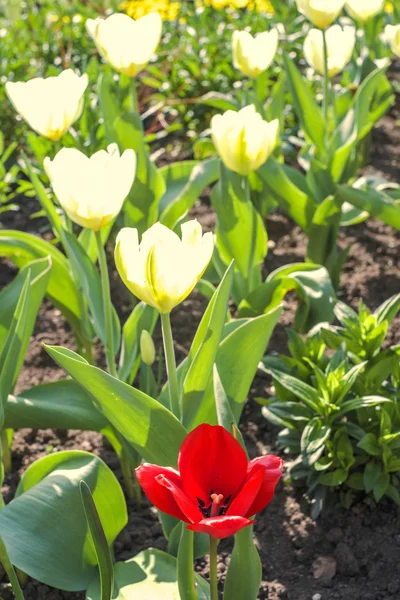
0,75 -> 399,600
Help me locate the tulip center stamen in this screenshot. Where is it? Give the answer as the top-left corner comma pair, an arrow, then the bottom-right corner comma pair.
210,493 -> 224,517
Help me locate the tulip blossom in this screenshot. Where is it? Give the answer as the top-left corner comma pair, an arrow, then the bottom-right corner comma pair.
296,0 -> 346,28
86,12 -> 162,77
115,221 -> 214,314
383,24 -> 400,58
345,0 -> 384,22
211,105 -> 279,176
5,70 -> 88,141
304,25 -> 356,78
232,29 -> 279,78
44,144 -> 136,231
136,424 -> 283,539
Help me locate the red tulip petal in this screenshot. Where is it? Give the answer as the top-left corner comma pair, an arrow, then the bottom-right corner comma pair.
226,466 -> 264,517
244,455 -> 283,517
179,424 -> 248,503
187,516 -> 254,539
136,464 -> 187,522
156,474 -> 203,524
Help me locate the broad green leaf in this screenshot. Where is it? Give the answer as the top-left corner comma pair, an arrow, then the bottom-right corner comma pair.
337,396 -> 392,417
239,263 -> 335,332
61,230 -> 120,353
336,185 -> 400,230
5,379 -> 107,431
190,308 -> 281,429
118,303 -> 158,384
86,549 -> 210,600
181,263 -> 234,429
363,461 -> 383,494
263,367 -> 321,413
160,158 -> 220,229
0,230 -> 84,344
223,526 -> 261,600
346,473 -> 365,490
211,167 -> 267,281
283,53 -> 326,152
318,468 -> 348,486
45,345 -> 187,467
257,160 -> 316,232
214,364 -> 237,432
80,481 -> 114,600
357,433 -> 381,456
0,451 -> 126,591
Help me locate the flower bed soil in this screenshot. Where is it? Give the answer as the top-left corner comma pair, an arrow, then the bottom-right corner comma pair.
0,85 -> 399,600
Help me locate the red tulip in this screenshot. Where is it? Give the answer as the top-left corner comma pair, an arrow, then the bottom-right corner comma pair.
136,423 -> 283,539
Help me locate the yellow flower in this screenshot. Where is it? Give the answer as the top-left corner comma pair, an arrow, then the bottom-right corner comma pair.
115,221 -> 214,313
383,24 -> 400,57
345,0 -> 384,22
140,330 -> 156,365
5,70 -> 88,141
296,0 -> 346,28
384,1 -> 393,14
232,28 -> 278,78
255,0 -> 275,12
44,144 -> 136,231
211,105 -> 279,176
304,25 -> 356,78
86,12 -> 162,77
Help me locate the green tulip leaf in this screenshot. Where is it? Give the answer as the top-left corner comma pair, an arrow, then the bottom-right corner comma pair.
86,549 -> 210,600
118,303 -> 158,384
0,451 -> 126,591
223,526 -> 261,600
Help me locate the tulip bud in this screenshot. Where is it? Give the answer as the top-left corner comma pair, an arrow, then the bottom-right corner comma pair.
44,144 -> 136,231
296,0 -> 346,29
383,24 -> 400,58
232,29 -> 278,79
115,220 -> 214,314
304,25 -> 356,78
140,330 -> 156,366
5,70 -> 88,141
211,105 -> 279,176
86,13 -> 162,77
345,0 -> 384,22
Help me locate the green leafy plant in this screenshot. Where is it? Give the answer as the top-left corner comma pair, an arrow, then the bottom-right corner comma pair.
260,294 -> 400,517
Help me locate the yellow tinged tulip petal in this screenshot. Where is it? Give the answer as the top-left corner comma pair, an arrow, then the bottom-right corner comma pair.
115,221 -> 214,313
44,144 -> 136,231
383,24 -> 400,58
86,12 -> 162,77
5,70 -> 88,141
345,0 -> 384,22
232,29 -> 279,78
296,0 -> 346,28
211,105 -> 279,176
304,25 -> 356,78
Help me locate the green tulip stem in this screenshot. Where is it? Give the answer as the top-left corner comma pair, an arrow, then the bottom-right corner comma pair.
209,536 -> 219,600
322,28 -> 330,126
0,536 -> 25,600
160,312 -> 180,419
95,230 -> 117,378
131,77 -> 139,114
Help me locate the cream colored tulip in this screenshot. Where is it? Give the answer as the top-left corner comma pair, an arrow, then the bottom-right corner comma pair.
115,221 -> 214,314
346,0 -> 384,22
5,70 -> 88,141
296,0 -> 346,28
86,12 -> 162,77
232,29 -> 279,79
140,330 -> 156,366
44,144 -> 136,231
211,105 -> 279,176
304,25 -> 356,78
383,24 -> 400,58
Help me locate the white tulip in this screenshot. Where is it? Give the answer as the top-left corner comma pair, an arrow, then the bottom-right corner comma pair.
115,221 -> 214,313
211,105 -> 279,176
86,12 -> 162,77
5,70 -> 88,141
346,0 -> 384,23
44,144 -> 136,231
232,29 -> 279,79
383,25 -> 400,58
304,25 -> 356,78
296,0 -> 346,28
